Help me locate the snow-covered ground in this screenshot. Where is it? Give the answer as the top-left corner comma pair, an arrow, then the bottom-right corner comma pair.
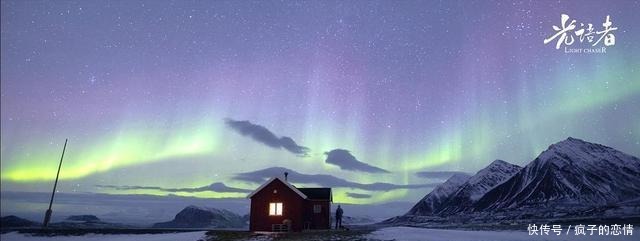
0,231 -> 206,241
2,228 -> 637,241
368,227 -> 636,241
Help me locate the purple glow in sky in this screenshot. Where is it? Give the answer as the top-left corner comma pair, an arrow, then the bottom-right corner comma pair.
1,0 -> 639,206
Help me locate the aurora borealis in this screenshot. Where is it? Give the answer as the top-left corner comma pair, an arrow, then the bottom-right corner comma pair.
1,0 -> 639,208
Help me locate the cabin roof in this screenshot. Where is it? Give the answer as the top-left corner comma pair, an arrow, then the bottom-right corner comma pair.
298,188 -> 332,201
246,177 -> 308,199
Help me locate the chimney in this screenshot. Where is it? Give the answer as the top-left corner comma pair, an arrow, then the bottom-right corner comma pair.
284,172 -> 289,182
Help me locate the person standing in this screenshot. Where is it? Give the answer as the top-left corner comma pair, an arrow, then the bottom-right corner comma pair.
335,205 -> 343,229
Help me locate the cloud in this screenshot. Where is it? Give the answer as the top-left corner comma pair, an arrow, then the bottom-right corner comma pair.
225,118 -> 309,156
96,182 -> 251,193
234,167 -> 436,191
346,192 -> 371,199
415,171 -> 470,179
324,149 -> 390,173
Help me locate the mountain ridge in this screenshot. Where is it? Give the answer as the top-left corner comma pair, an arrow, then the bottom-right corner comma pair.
405,173 -> 470,216
437,159 -> 522,214
405,137 -> 640,219
474,137 -> 640,211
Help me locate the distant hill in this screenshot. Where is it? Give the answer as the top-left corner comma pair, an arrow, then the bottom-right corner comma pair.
1,215 -> 39,228
330,213 -> 375,225
66,215 -> 101,222
49,214 -> 131,228
152,205 -> 247,228
1,214 -> 129,229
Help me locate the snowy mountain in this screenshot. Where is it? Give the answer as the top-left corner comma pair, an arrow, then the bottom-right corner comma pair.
437,160 -> 521,214
475,137 -> 640,211
405,173 -> 471,216
152,205 -> 247,228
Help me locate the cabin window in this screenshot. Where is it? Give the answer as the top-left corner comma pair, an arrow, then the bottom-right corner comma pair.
269,202 -> 283,216
313,204 -> 322,213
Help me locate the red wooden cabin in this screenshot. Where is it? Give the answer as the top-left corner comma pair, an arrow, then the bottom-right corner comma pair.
247,175 -> 332,232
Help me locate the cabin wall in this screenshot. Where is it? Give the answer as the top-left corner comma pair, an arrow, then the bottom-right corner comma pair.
249,180 -> 305,231
304,200 -> 331,229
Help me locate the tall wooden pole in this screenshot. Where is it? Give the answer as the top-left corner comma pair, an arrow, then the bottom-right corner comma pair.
43,138 -> 67,228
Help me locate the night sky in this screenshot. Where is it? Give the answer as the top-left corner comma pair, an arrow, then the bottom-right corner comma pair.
1,0 -> 639,205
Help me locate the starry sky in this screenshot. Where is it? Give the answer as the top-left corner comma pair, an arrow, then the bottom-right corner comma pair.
1,0 -> 639,205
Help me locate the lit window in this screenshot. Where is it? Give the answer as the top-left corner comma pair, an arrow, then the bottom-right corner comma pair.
269,202 -> 283,216
313,204 -> 322,213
